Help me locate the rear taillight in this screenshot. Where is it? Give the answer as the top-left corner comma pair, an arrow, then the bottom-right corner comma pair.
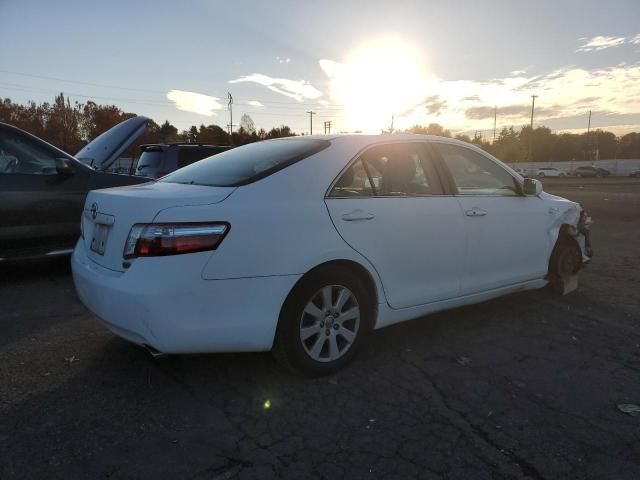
123,222 -> 229,259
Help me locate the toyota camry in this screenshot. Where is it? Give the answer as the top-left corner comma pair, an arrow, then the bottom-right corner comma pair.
72,135 -> 592,375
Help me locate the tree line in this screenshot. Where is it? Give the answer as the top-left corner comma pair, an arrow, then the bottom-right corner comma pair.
405,123 -> 640,162
0,94 -> 295,156
2,94 -> 640,162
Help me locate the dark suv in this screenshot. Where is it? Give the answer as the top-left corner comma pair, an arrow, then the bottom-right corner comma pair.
135,144 -> 232,179
573,166 -> 611,177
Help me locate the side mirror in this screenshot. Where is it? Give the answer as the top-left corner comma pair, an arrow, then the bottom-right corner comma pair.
523,178 -> 543,196
55,157 -> 74,176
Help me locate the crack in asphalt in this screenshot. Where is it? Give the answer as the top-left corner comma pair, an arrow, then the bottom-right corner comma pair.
408,360 -> 547,480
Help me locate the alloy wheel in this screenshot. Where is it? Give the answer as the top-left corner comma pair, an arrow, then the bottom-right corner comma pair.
299,285 -> 360,362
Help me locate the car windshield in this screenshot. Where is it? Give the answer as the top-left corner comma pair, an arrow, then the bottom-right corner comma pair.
160,138 -> 329,187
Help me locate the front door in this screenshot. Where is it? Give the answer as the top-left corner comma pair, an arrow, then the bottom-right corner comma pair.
431,142 -> 549,294
325,141 -> 465,309
0,127 -> 87,257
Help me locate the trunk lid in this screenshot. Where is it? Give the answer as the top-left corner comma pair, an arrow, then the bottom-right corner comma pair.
82,182 -> 235,271
76,116 -> 150,171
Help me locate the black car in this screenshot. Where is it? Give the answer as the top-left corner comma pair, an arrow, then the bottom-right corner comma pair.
135,143 -> 232,179
573,166 -> 611,177
0,117 -> 151,262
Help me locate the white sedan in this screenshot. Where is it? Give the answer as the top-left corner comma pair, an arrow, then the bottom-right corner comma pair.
72,135 -> 592,375
536,167 -> 567,177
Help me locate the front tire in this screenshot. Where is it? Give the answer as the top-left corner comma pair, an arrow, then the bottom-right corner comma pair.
273,266 -> 373,376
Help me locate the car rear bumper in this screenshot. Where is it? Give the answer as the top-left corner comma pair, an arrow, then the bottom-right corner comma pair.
71,241 -> 301,353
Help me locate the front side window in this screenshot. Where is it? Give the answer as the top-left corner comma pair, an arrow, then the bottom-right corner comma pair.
0,129 -> 58,175
434,143 -> 520,196
329,142 -> 436,197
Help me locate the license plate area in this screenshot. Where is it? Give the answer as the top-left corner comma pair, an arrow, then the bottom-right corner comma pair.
90,224 -> 110,255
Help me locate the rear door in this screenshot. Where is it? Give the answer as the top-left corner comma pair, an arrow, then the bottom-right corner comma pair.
325,141 -> 465,309
431,142 -> 549,294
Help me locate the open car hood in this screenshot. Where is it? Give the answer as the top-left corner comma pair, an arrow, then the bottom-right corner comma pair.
75,116 -> 149,171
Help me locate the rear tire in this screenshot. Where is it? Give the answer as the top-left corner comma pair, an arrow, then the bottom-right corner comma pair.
273,265 -> 373,376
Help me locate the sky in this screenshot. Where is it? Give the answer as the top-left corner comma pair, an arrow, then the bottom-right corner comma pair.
1,0 -> 639,136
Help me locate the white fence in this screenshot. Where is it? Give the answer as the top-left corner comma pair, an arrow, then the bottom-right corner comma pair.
510,159 -> 640,176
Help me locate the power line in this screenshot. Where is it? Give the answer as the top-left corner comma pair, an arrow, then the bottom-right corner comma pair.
0,83 -> 339,119
0,69 -> 348,109
0,69 -> 166,94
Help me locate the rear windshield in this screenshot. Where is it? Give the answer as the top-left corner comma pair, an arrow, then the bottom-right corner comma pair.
136,148 -> 165,174
160,139 -> 329,187
177,146 -> 230,168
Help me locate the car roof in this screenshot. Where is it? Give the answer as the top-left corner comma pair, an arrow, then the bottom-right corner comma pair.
140,143 -> 232,149
268,133 -> 490,151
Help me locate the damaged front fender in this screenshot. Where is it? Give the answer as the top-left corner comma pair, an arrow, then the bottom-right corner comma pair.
543,195 -> 593,266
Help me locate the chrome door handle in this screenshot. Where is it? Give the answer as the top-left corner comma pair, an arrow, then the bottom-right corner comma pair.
342,210 -> 375,221
465,208 -> 487,217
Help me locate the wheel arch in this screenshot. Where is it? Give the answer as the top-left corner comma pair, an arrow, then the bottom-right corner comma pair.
273,258 -> 382,348
548,223 -> 581,275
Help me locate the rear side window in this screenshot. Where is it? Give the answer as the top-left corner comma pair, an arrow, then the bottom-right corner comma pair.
161,139 -> 329,187
329,142 -> 439,197
434,143 -> 520,196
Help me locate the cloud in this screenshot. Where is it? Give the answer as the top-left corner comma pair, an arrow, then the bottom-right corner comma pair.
318,36 -> 640,133
229,74 -> 322,102
247,100 -> 264,107
452,65 -> 640,129
465,105 -> 529,120
166,90 -> 222,116
577,35 -> 629,52
402,95 -> 448,116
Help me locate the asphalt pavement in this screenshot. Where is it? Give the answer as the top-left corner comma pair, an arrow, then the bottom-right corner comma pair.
1,177 -> 639,479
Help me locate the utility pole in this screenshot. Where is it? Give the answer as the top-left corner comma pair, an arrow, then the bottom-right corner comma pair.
527,94 -> 538,162
493,105 -> 497,143
586,110 -> 592,161
306,111 -> 316,135
390,115 -> 394,133
324,120 -> 332,134
227,92 -> 234,136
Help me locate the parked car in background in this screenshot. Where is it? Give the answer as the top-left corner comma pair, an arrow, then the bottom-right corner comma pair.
0,117 -> 151,262
135,143 -> 233,179
628,169 -> 640,178
573,166 -> 611,177
514,167 -> 528,177
536,167 -> 567,177
72,135 -> 592,375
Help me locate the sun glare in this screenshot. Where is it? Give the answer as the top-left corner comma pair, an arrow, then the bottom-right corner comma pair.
322,37 -> 430,132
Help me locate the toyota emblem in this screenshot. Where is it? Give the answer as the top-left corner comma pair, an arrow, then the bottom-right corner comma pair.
90,202 -> 98,220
